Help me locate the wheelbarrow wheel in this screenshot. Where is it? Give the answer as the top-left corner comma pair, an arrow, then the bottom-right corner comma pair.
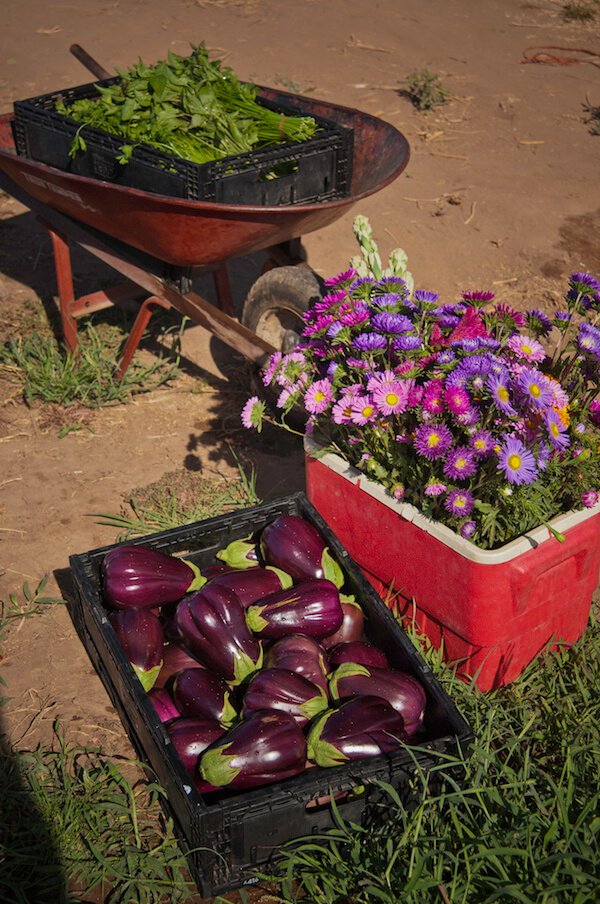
242,266 -> 322,353
242,266 -> 323,430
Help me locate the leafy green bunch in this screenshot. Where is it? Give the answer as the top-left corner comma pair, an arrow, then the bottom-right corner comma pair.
56,42 -> 318,164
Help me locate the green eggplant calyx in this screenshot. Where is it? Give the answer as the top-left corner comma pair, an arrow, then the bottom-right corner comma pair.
322,549 -> 344,588
232,645 -> 264,685
216,537 -> 259,569
134,661 -> 163,692
186,560 -> 207,593
200,744 -> 239,787
266,565 -> 294,589
307,715 -> 348,767
245,606 -> 268,634
328,661 -> 369,699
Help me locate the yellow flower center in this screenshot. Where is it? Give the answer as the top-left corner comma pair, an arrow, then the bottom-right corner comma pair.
455,496 -> 466,509
427,433 -> 440,448
456,457 -> 467,469
550,422 -> 559,438
385,392 -> 399,406
474,439 -> 485,451
523,344 -> 532,355
315,391 -> 325,402
363,406 -> 374,418
530,384 -> 541,398
508,453 -> 522,471
497,386 -> 509,403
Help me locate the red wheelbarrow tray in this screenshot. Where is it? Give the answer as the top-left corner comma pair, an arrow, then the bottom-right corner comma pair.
0,86 -> 410,269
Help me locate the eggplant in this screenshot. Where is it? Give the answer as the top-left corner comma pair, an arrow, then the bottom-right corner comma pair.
199,709 -> 307,789
263,634 -> 330,692
154,642 -> 204,690
328,640 -> 390,670
328,663 -> 427,736
207,565 -> 293,607
320,597 -> 364,648
242,667 -> 328,727
216,535 -> 260,569
167,716 -> 226,778
147,686 -> 180,723
102,545 -> 205,610
307,695 -> 408,767
245,579 -> 344,640
172,668 -> 237,725
110,608 -> 164,692
259,515 -> 344,587
174,584 -> 263,684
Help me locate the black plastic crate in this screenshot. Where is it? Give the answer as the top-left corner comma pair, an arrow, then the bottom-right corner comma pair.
68,493 -> 472,898
13,77 -> 353,205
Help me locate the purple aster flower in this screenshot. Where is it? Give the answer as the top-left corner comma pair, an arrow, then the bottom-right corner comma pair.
569,271 -> 600,298
545,409 -> 570,450
413,423 -> 453,460
451,338 -> 481,353
349,276 -> 375,292
350,394 -> 377,425
241,396 -> 265,430
497,436 -> 539,485
507,333 -> 547,363
461,520 -> 477,539
304,379 -> 333,414
371,292 -> 406,308
352,332 -> 388,351
377,275 -> 409,291
582,490 -> 599,508
327,321 -> 345,338
371,312 -> 414,333
470,429 -> 495,457
525,309 -> 553,338
425,482 -> 447,497
393,335 -> 423,352
577,326 -> 600,357
478,337 -> 502,351
372,381 -> 409,415
444,489 -> 475,517
437,349 -> 456,365
518,368 -> 556,409
444,446 -> 478,481
554,311 -> 571,323
323,268 -> 356,287
488,374 -> 517,416
413,289 -> 440,305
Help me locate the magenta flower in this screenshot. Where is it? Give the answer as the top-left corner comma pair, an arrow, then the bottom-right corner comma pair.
422,379 -> 445,416
262,351 -> 282,387
444,385 -> 471,416
241,396 -> 265,430
444,489 -> 475,517
497,437 -> 538,485
305,379 -> 333,414
414,423 -> 453,460
444,446 -> 478,481
582,490 -> 599,508
323,268 -> 356,287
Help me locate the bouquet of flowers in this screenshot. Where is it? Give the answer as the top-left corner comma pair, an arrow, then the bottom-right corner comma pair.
242,217 -> 600,550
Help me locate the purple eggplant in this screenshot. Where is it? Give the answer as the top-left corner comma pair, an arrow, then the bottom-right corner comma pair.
167,716 -> 226,778
102,545 -> 206,610
174,584 -> 263,684
148,686 -> 180,723
154,642 -> 204,690
246,579 -> 343,640
110,608 -> 164,692
320,597 -> 364,648
207,566 -> 293,607
263,634 -> 330,692
216,536 -> 260,569
307,695 -> 408,767
328,663 -> 427,736
242,667 -> 328,727
328,640 -> 390,670
198,709 -> 307,789
259,515 -> 344,587
172,668 -> 237,725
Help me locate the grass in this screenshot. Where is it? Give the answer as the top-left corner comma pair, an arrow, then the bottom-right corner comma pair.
404,69 -> 449,112
561,0 -> 597,21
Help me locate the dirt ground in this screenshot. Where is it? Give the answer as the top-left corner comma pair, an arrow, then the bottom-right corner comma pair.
0,0 -> 599,894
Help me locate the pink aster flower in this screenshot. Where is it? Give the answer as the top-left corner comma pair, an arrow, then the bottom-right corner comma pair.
305,379 -> 333,414
241,396 -> 265,430
372,381 -> 408,415
262,351 -> 282,386
425,482 -> 447,497
332,396 -> 355,424
350,394 -> 377,425
582,490 -> 599,508
507,333 -> 547,363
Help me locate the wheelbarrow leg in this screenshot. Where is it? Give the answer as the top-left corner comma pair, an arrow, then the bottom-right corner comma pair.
48,227 -> 79,353
114,294 -> 171,381
211,262 -> 235,317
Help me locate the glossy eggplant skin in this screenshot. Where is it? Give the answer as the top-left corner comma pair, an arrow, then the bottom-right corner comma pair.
172,667 -> 237,725
328,663 -> 427,736
148,686 -> 180,723
320,598 -> 364,649
307,695 -> 408,767
241,667 -> 328,726
199,709 -> 307,789
245,579 -> 343,640
154,642 -> 204,690
174,584 -> 263,684
327,640 -> 390,670
207,566 -> 291,608
102,545 -> 203,609
167,716 -> 226,777
263,634 -> 330,693
110,608 -> 164,691
260,515 -> 339,584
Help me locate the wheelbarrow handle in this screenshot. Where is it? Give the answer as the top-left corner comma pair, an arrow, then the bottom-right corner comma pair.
70,44 -> 111,80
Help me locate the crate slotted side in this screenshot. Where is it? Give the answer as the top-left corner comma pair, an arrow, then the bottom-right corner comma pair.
68,492 -> 473,898
13,77 -> 354,205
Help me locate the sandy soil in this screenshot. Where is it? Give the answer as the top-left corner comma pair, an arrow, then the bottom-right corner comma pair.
0,0 -> 599,897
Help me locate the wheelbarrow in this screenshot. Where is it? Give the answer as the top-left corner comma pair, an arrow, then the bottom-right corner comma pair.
0,45 -> 410,376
